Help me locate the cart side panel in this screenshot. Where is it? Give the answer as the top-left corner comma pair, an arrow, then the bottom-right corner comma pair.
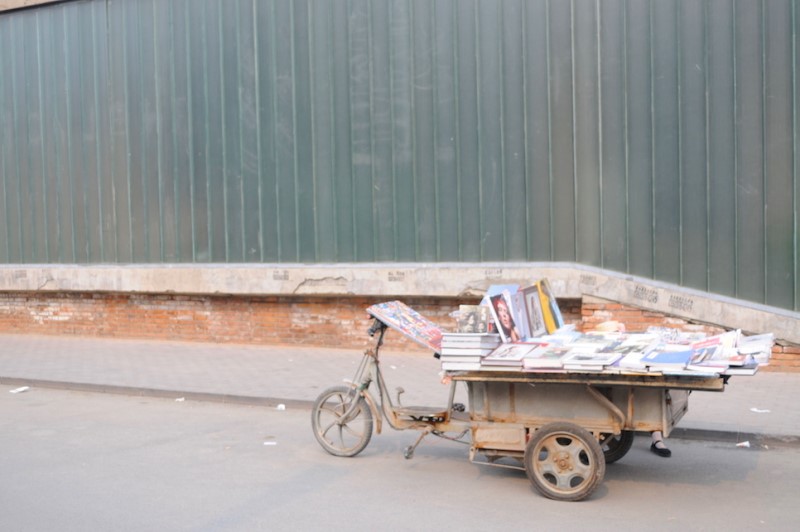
468,381 -> 689,438
608,387 -> 689,435
664,389 -> 689,437
469,381 -> 620,433
471,422 -> 527,451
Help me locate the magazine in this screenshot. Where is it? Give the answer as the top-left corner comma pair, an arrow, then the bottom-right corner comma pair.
521,283 -> 547,338
537,279 -> 564,334
366,301 -> 443,352
456,305 -> 492,334
488,292 -> 524,343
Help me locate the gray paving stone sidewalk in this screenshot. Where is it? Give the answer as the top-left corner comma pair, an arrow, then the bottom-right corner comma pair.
1,333 -> 799,445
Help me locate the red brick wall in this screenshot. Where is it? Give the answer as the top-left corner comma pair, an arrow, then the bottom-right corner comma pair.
0,292 -> 453,351
0,291 -> 795,370
580,298 -> 727,336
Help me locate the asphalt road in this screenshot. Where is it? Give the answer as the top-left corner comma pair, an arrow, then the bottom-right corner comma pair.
2,385 -> 799,531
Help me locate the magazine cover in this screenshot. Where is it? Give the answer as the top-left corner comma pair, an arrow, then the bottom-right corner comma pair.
521,283 -> 547,338
537,279 -> 564,334
488,291 -> 523,343
366,301 -> 443,352
456,305 -> 491,334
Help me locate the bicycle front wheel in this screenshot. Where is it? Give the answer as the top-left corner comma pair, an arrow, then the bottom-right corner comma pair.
311,386 -> 374,457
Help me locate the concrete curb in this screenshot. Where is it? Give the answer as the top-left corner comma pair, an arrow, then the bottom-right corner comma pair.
0,377 -> 313,410
4,376 -> 799,448
669,427 -> 800,449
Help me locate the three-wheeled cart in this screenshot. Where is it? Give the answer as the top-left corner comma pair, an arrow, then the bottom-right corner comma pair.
311,307 -> 729,502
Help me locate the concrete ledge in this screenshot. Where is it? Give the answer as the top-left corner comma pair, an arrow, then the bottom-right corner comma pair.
1,262 -> 798,343
0,0 -> 60,13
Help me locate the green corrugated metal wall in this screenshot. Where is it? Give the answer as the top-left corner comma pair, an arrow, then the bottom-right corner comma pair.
0,0 -> 798,311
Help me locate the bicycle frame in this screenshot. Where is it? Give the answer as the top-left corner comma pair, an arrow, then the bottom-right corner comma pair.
341,319 -> 462,435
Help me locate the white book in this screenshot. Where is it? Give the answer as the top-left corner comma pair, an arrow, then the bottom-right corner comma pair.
721,365 -> 759,376
563,365 -> 607,373
440,346 -> 497,357
441,362 -> 483,371
522,344 -> 570,369
441,333 -> 501,348
482,343 -> 538,366
618,352 -> 650,370
561,350 -> 622,367
478,364 -> 524,372
438,354 -> 484,364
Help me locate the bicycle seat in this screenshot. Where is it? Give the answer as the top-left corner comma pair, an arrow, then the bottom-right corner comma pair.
394,405 -> 449,421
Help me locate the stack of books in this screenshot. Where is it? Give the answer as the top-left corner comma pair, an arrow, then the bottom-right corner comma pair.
639,329 -> 769,376
439,333 -> 501,371
439,328 -> 773,377
435,281 -> 774,378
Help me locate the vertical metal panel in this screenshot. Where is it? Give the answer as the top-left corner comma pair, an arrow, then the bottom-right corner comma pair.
734,0 -> 766,303
477,0 -> 504,259
348,0 -> 373,261
37,8 -> 56,262
292,0 -> 316,262
455,0 -> 481,261
706,0 -> 737,297
795,1 -> 800,312
0,14 -> 6,263
239,1 -> 262,263
0,0 -> 798,312
92,2 -> 115,262
413,0 -> 437,261
9,15 -> 31,261
501,0 -> 527,260
0,14 -> 15,262
524,0 -> 553,261
625,0 -> 654,279
599,0 -> 627,272
679,0 -> 709,290
764,0 -> 795,309
139,0 -> 161,261
170,0 -> 195,262
368,0 -> 394,261
330,0 -> 354,261
573,0 -> 601,265
548,0 -> 576,261
309,0 -> 335,262
651,0 -> 680,284
25,12 -> 46,262
107,0 -> 130,261
389,0 -> 414,261
433,0 -> 459,261
254,0 -> 278,261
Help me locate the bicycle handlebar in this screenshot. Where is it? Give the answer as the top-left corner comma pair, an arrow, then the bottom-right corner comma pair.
367,318 -> 386,337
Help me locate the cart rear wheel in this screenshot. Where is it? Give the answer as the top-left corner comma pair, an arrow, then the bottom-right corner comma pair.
600,430 -> 634,464
311,386 -> 373,457
524,422 -> 605,501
